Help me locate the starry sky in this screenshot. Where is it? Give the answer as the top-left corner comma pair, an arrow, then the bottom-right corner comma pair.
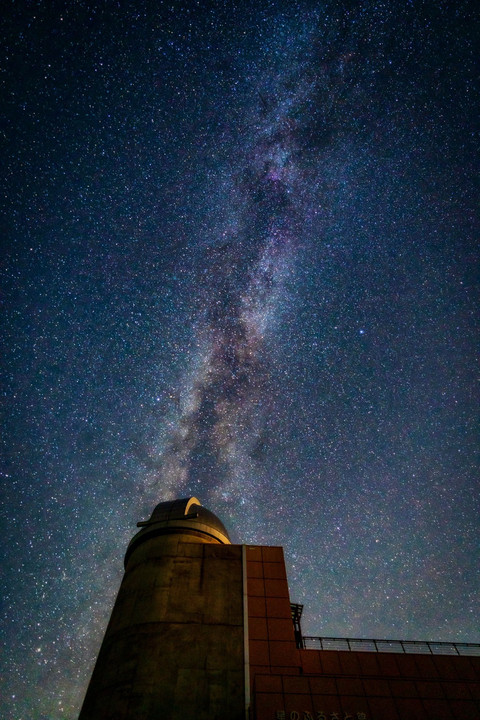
2,1 -> 479,717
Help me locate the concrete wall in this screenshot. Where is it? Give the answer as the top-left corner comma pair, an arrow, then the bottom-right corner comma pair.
80,535 -> 245,720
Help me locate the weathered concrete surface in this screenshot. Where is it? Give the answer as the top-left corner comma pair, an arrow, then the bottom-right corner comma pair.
80,535 -> 245,720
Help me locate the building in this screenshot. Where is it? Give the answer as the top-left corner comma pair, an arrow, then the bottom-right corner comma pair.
80,497 -> 480,719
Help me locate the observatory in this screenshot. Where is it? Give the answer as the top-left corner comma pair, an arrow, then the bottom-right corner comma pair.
80,498 -> 480,719
80,497 -> 244,719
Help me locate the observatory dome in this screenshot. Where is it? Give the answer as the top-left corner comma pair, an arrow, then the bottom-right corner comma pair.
124,497 -> 230,566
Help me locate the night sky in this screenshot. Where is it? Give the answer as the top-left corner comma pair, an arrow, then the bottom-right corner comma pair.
2,1 -> 479,717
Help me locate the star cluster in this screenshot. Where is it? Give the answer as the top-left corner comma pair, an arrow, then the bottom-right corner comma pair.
2,2 -> 479,718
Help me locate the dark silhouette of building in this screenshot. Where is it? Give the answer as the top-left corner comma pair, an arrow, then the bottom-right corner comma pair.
80,498 -> 480,719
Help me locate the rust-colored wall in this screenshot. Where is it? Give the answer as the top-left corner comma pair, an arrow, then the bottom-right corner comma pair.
246,544 -> 301,683
246,545 -> 480,720
252,651 -> 480,719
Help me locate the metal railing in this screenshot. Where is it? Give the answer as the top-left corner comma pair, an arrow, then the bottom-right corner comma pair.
303,636 -> 480,656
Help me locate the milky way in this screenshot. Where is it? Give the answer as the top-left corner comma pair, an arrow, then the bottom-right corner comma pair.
148,16 -> 373,509
2,2 -> 479,718
153,45 -> 313,507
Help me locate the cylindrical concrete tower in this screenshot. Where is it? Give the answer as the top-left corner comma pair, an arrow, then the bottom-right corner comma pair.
80,497 -> 245,720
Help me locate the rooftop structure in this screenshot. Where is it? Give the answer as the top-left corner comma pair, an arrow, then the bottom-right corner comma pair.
80,498 -> 480,719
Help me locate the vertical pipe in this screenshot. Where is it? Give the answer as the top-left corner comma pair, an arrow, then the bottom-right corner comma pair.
242,545 -> 251,719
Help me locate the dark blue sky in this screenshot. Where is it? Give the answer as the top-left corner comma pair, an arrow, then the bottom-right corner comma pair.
2,1 -> 479,717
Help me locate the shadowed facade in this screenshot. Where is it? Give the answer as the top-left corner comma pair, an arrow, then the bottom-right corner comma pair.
80,498 -> 480,719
